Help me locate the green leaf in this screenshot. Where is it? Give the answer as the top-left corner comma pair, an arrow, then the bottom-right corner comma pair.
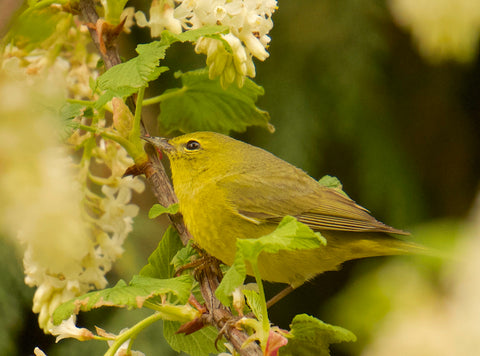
280,314 -> 356,356
159,25 -> 229,45
104,41 -> 170,88
215,250 -> 248,306
158,68 -> 273,134
52,275 -> 193,325
318,175 -> 349,197
95,40 -> 171,107
59,102 -> 86,120
163,321 -> 223,356
103,0 -> 129,24
318,175 -> 343,190
129,275 -> 192,304
148,203 -> 179,219
140,226 -> 184,279
239,216 -> 326,259
243,289 -> 263,321
95,26 -> 228,108
171,241 -> 198,272
59,102 -> 87,139
216,216 -> 325,305
7,7 -> 70,51
96,65 -> 169,108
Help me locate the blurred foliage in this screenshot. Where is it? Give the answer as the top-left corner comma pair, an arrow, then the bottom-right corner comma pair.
321,219 -> 461,354
0,238 -> 33,355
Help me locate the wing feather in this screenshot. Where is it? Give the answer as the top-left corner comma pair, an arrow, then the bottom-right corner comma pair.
217,168 -> 408,235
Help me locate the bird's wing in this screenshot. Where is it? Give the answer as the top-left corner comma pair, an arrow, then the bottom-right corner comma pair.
217,171 -> 407,235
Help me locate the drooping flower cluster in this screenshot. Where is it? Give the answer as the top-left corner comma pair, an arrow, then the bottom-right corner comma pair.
389,0 -> 480,63
135,0 -> 278,87
135,0 -> 182,36
0,60 -> 90,330
362,192 -> 480,356
1,20 -> 144,331
2,20 -> 100,99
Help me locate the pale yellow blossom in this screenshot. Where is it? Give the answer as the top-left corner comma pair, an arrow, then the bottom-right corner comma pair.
34,347 -> 47,356
1,19 -> 143,332
135,0 -> 182,36
389,0 -> 480,63
362,192 -> 480,356
134,0 -> 277,87
50,316 -> 94,342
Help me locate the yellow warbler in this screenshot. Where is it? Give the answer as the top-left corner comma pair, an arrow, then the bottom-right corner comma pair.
144,132 -> 423,288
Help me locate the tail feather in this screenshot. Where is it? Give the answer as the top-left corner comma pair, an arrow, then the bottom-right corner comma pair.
321,230 -> 441,263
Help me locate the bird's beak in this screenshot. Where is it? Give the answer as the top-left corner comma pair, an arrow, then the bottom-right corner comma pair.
141,136 -> 174,153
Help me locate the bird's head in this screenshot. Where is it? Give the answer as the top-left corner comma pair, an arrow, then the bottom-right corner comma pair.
142,131 -> 246,180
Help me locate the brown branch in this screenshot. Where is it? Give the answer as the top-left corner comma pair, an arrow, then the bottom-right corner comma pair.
197,259 -> 262,354
0,0 -> 23,37
79,0 -> 122,68
138,147 -> 192,245
78,1 -> 261,354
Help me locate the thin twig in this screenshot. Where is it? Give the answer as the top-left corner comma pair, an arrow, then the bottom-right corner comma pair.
78,0 -> 122,68
77,2 -> 261,354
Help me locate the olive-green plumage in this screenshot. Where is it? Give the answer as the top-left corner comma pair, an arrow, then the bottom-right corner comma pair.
145,132 -> 423,287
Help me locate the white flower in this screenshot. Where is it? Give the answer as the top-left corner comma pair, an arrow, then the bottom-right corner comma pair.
389,0 -> 480,63
186,0 -> 277,86
0,62 -> 99,330
2,26 -> 99,100
133,0 -> 277,87
195,33 -> 252,87
136,0 -> 182,36
121,7 -> 136,34
96,176 -> 145,260
49,316 -> 94,342
232,287 -> 246,316
34,347 -> 47,356
362,192 -> 480,356
1,53 -> 142,332
66,63 -> 95,98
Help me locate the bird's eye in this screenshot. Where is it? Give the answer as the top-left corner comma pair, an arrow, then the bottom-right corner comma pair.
185,140 -> 201,151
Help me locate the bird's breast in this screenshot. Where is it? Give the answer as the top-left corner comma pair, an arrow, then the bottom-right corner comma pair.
175,180 -> 274,266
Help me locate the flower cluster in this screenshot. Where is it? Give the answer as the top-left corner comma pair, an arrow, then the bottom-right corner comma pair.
1,19 -> 144,331
389,0 -> 480,63
135,0 -> 182,36
135,0 -> 278,87
362,192 -> 480,356
3,21 -> 99,99
0,60 -> 87,330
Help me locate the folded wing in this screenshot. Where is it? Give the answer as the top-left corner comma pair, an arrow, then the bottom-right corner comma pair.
217,168 -> 408,235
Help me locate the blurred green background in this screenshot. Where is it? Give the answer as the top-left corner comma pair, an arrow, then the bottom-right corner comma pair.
2,0 -> 479,355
